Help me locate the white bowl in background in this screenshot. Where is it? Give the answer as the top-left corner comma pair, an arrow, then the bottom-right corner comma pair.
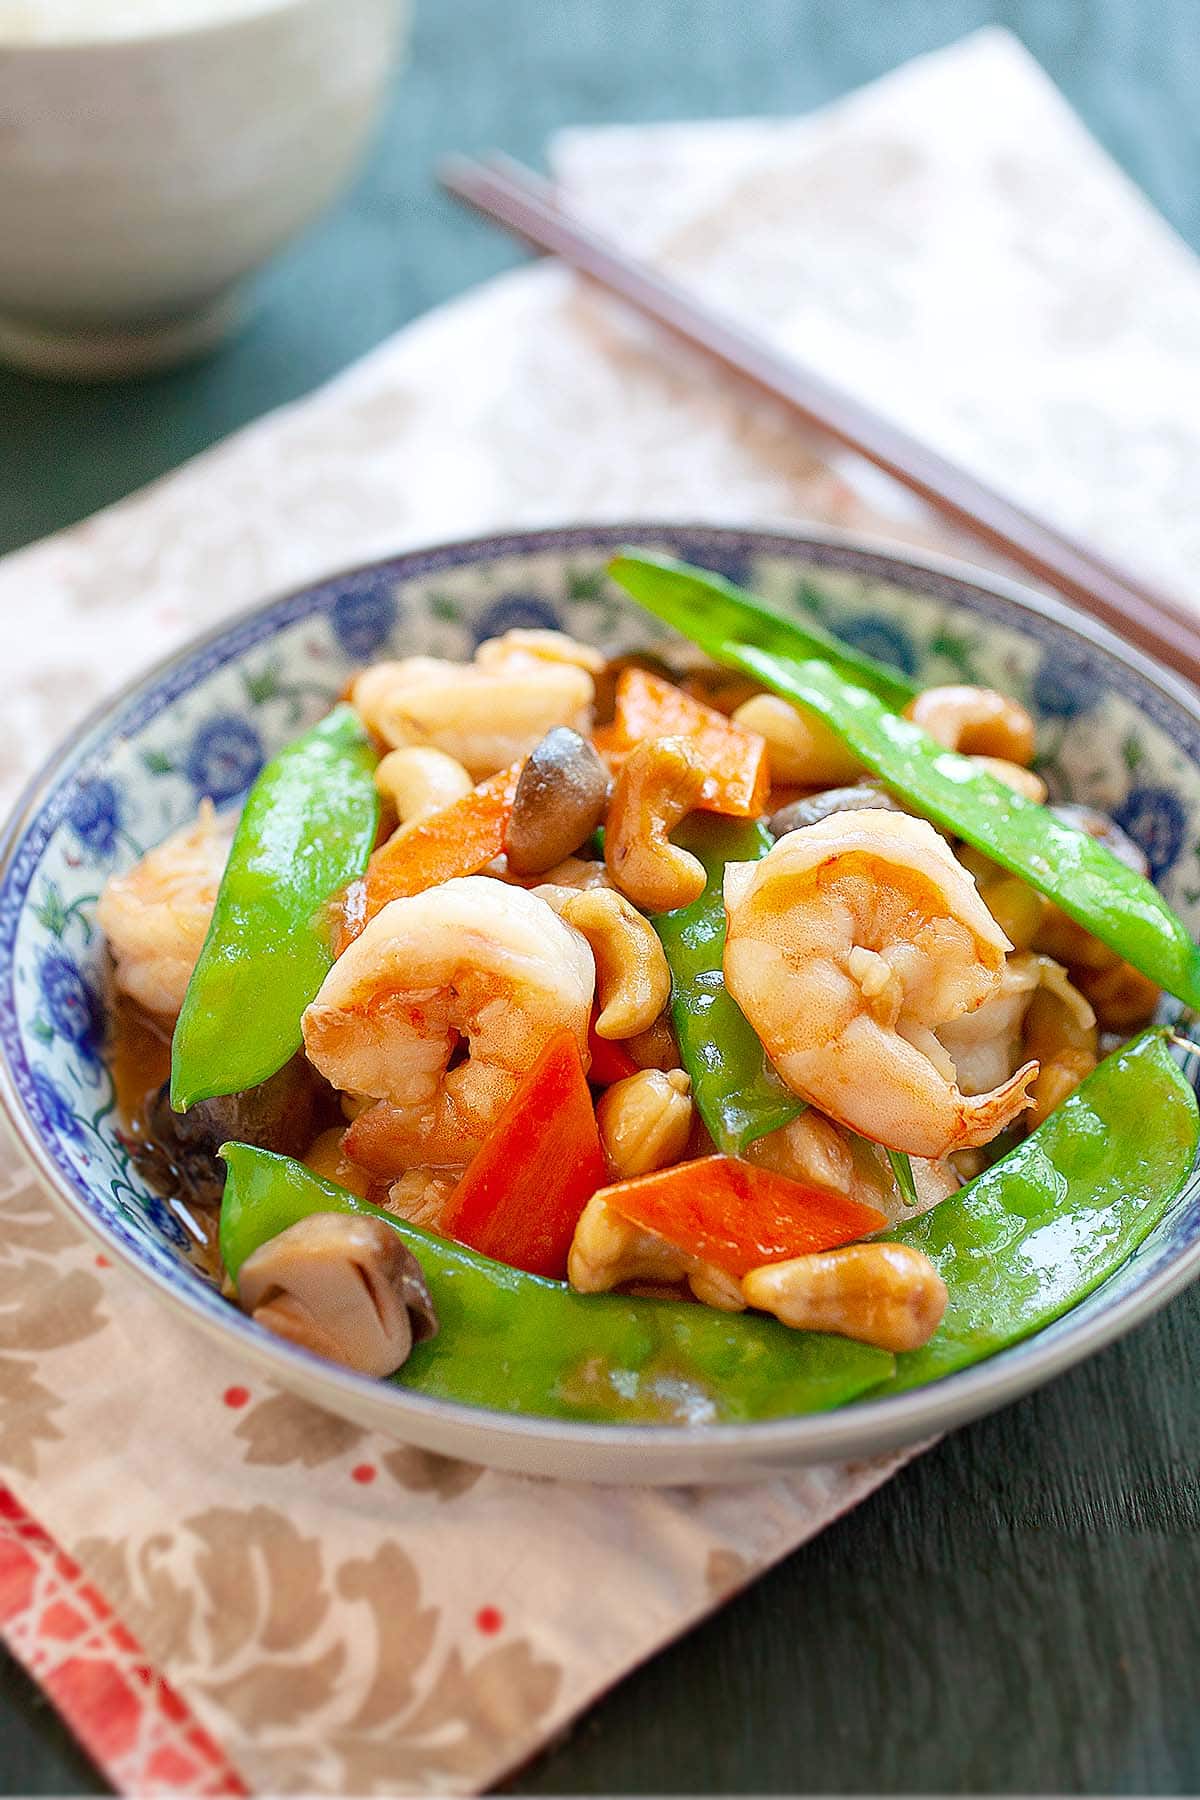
0,0 -> 408,379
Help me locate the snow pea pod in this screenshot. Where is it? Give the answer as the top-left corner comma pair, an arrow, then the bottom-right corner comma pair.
171,705 -> 379,1111
608,554 -> 1200,1011
218,1144 -> 895,1423
653,815 -> 804,1155
610,551 -> 918,710
876,1029 -> 1199,1394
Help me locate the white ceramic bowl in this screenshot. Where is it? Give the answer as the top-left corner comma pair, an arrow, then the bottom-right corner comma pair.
0,0 -> 407,378
3,524 -> 1200,1483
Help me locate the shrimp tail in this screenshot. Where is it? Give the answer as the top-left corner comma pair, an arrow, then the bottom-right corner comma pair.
954,1057 -> 1039,1149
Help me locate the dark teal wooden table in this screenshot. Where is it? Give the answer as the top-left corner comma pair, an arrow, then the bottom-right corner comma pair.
5,2 -> 1200,1791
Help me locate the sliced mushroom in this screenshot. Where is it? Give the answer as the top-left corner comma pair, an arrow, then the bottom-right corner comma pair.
505,726 -> 611,874
236,1212 -> 437,1377
134,1054 -> 319,1207
768,783 -> 903,840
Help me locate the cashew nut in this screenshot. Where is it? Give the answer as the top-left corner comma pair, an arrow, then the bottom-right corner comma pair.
1031,806 -> 1159,1026
958,846 -> 1047,953
1027,1047 -> 1098,1131
733,693 -> 862,786
568,1192 -> 743,1310
596,1069 -> 693,1178
978,874 -> 1045,952
1022,963 -> 1096,1065
905,685 -> 1036,766
604,735 -> 707,912
536,855 -> 613,892
1072,958 -> 1160,1032
536,884 -> 671,1038
236,1212 -> 438,1376
375,746 -> 472,832
970,756 -> 1048,804
743,1242 -> 947,1351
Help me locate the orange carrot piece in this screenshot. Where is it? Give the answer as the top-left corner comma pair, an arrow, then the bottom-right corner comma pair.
586,1012 -> 641,1086
443,1029 -> 606,1279
602,668 -> 769,816
336,761 -> 522,951
599,1154 -> 887,1278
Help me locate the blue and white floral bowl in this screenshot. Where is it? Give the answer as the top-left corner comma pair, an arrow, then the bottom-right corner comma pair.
3,523 -> 1200,1484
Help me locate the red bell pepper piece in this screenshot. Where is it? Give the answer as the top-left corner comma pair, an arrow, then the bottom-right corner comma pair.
586,1013 -> 641,1086
599,1155 -> 887,1278
336,761 -> 522,952
598,668 -> 769,817
442,1029 -> 606,1279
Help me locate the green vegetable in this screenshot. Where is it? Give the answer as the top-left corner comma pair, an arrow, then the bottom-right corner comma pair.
610,551 -> 918,710
877,1030 -> 1199,1393
171,705 -> 379,1111
886,1150 -> 919,1210
608,554 -> 1200,1011
653,815 -> 805,1154
218,1144 -> 894,1422
218,1035 -> 1197,1422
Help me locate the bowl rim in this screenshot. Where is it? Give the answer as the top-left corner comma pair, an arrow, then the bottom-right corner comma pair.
0,0 -> 343,56
3,516 -> 1200,1467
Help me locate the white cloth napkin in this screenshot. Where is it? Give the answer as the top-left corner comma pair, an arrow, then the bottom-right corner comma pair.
4,27 -> 1199,1795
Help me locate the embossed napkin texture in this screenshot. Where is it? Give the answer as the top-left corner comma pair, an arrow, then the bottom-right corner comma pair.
3,28 -> 1199,1795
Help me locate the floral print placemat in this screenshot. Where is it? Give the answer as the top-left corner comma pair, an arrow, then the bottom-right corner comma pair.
0,1132 -> 904,1794
4,28 -> 1199,1794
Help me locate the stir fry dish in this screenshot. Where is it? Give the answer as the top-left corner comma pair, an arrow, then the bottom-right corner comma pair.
96,555 -> 1200,1426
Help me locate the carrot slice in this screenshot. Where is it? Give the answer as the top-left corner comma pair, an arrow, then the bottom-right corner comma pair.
336,761 -> 522,951
443,1029 -> 606,1279
600,668 -> 769,817
586,1012 -> 641,1086
599,1154 -> 887,1278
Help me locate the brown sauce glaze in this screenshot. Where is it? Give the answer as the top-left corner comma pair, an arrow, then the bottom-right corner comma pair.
109,992 -> 347,1282
108,993 -> 225,1276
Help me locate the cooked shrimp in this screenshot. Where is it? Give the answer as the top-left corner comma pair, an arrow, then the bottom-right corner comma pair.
97,801 -> 232,1019
474,628 -> 606,676
302,876 -> 594,1172
352,655 -> 593,780
385,1169 -> 459,1230
748,1108 -> 959,1226
939,951 -> 1093,1099
723,811 -> 1038,1158
937,953 -> 1043,1096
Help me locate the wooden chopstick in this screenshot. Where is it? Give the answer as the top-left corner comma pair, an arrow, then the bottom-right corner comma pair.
440,151 -> 1200,684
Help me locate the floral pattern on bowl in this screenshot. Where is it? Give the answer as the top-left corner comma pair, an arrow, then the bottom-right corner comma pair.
2,524 -> 1199,1483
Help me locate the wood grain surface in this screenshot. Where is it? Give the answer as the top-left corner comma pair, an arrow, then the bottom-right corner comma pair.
4,1 -> 1200,1792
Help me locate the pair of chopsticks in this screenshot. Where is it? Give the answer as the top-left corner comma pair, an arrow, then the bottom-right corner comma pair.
440,152 -> 1200,684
